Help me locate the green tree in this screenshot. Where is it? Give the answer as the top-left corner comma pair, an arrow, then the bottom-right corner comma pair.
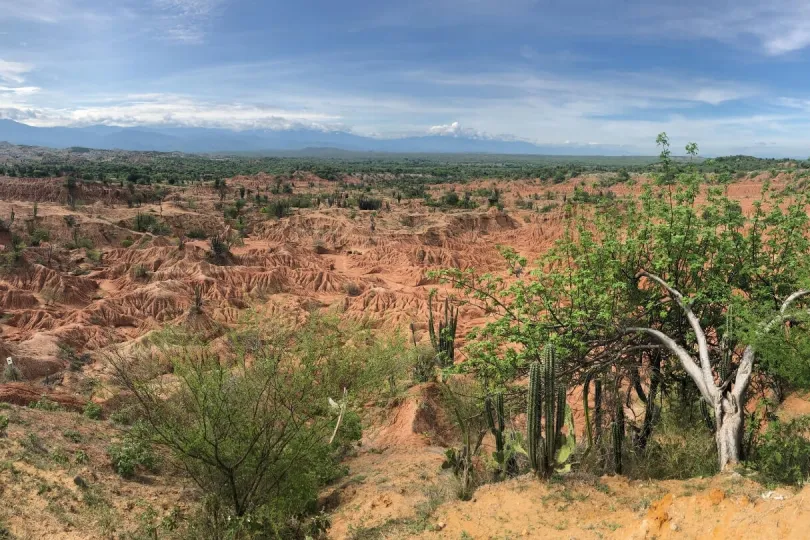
436,137 -> 810,471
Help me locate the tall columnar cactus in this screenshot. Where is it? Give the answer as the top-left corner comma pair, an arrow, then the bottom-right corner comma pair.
485,392 -> 506,479
612,398 -> 625,474
427,292 -> 458,368
542,344 -> 559,476
527,361 -> 542,473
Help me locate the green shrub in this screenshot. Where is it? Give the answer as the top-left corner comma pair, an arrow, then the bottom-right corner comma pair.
0,415 -> 8,437
29,228 -> 50,246
83,401 -> 103,420
63,429 -> 82,442
132,213 -> 171,235
108,315 -> 407,535
121,238 -> 134,248
186,229 -> 207,240
107,423 -> 157,478
31,397 -> 63,412
751,416 -> 810,485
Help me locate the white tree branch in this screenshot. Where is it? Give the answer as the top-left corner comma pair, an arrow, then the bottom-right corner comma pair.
781,290 -> 810,315
637,271 -> 716,399
625,327 -> 715,403
732,346 -> 754,402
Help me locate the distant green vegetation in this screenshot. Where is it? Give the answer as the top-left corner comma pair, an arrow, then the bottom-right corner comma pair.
1,144 -> 807,190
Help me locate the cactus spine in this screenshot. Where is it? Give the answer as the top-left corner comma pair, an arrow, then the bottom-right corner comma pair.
527,361 -> 542,473
428,291 -> 458,368
485,392 -> 506,479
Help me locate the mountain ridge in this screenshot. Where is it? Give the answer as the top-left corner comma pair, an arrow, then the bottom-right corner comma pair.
0,119 -> 636,156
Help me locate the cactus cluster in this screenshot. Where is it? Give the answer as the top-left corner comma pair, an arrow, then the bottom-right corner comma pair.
527,344 -> 573,477
428,292 -> 458,368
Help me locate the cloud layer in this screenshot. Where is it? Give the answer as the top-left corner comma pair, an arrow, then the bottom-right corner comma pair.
1,0 -> 810,155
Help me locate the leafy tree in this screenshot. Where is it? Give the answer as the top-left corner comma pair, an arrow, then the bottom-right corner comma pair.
436,135 -> 810,471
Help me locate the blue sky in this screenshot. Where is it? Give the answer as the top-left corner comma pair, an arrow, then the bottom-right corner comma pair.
3,0 -> 810,155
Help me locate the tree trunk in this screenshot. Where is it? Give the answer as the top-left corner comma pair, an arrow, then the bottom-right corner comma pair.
715,393 -> 744,470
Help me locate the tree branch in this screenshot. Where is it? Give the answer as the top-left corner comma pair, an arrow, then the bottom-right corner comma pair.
625,326 -> 714,402
637,270 -> 716,399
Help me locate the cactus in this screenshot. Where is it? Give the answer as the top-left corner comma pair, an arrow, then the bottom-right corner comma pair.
526,344 -> 571,478
612,398 -> 625,474
542,344 -> 558,476
485,392 -> 506,479
427,291 -> 458,368
527,361 -> 542,473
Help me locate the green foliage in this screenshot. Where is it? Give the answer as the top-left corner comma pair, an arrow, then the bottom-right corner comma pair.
0,414 -> 7,437
107,422 -> 157,478
435,134 -> 810,478
186,228 -> 208,240
132,212 -> 171,235
208,237 -> 232,265
28,228 -> 50,246
357,196 -> 382,211
751,415 -> 810,485
83,401 -> 102,420
109,315 -> 407,534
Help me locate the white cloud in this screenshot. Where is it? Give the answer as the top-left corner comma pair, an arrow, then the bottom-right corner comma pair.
0,59 -> 33,84
11,93 -> 342,130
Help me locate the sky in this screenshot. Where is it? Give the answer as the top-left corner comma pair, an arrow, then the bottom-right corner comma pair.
2,0 -> 810,155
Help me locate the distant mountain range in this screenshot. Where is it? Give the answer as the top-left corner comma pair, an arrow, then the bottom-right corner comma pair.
0,119 -> 637,156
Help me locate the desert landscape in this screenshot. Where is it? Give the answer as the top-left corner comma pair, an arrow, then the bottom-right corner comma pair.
0,143 -> 809,539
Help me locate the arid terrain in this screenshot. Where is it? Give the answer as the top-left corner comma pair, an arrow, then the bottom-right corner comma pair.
1,168 -> 809,539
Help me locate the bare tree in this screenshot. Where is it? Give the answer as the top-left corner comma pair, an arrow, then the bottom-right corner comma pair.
627,270 -> 810,469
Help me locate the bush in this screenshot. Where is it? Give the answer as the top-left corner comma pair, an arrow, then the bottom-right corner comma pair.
186,229 -> 207,240
107,423 -> 157,478
265,200 -> 291,219
29,228 -> 50,246
133,213 -> 171,235
0,415 -> 7,437
83,401 -> 102,420
751,416 -> 810,486
357,197 -> 382,211
108,315 -> 408,536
